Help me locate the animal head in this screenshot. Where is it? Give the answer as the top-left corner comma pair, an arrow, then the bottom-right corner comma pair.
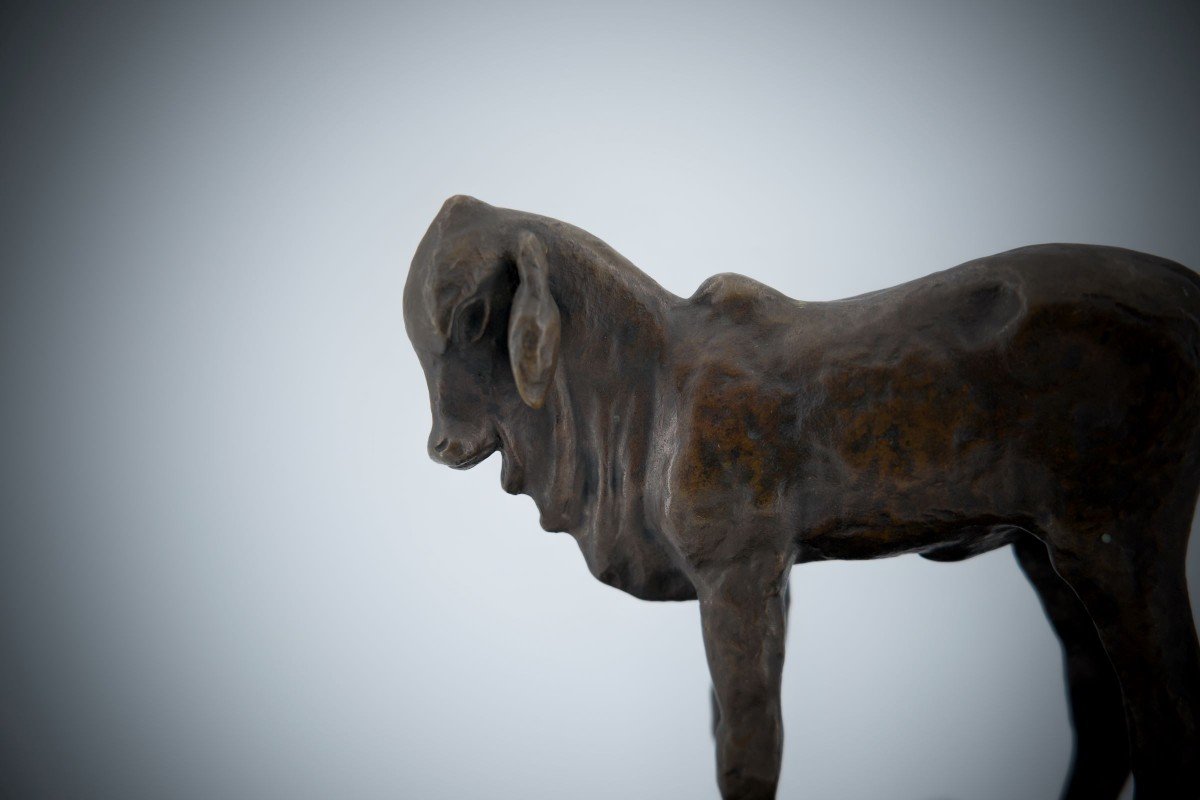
403,197 -> 702,599
403,195 -> 561,476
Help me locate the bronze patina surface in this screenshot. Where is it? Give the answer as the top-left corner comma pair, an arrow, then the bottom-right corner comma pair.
403,195 -> 1200,800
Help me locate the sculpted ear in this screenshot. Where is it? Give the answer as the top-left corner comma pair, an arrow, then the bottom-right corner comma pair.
508,231 -> 560,409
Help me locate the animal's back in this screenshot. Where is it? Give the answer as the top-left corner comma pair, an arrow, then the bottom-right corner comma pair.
675,244 -> 1200,541
808,243 -> 1200,357
682,243 -> 1200,381
826,245 -> 1200,499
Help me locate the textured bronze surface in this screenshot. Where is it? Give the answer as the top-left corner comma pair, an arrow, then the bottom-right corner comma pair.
403,195 -> 1200,799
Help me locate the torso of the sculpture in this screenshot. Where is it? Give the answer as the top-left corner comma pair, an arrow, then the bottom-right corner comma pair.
404,195 -> 1200,800
663,254 -> 1200,565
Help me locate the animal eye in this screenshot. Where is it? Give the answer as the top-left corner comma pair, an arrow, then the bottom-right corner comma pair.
456,297 -> 490,343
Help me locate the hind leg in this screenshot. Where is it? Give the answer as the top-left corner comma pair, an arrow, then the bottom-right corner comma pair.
1044,509 -> 1200,799
1013,533 -> 1130,799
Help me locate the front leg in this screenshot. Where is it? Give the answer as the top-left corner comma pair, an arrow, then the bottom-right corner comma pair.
698,559 -> 791,800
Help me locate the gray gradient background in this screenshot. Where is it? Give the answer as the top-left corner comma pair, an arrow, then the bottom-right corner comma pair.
2,2 -> 1198,799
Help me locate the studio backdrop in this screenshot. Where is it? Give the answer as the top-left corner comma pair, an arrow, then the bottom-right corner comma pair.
2,2 -> 1198,799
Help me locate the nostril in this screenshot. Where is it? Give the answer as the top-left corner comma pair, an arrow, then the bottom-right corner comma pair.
433,437 -> 449,453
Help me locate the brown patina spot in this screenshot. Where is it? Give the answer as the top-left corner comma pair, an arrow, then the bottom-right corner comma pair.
818,354 -> 979,484
680,366 -> 801,514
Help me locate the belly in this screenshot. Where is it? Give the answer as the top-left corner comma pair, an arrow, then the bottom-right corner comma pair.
797,518 -> 1029,562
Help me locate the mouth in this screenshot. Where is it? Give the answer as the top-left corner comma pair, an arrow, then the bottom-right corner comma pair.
448,441 -> 498,469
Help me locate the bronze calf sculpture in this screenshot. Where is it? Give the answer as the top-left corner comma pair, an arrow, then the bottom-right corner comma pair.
403,195 -> 1200,800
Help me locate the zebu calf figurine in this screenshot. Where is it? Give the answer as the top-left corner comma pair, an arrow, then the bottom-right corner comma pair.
403,195 -> 1200,800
